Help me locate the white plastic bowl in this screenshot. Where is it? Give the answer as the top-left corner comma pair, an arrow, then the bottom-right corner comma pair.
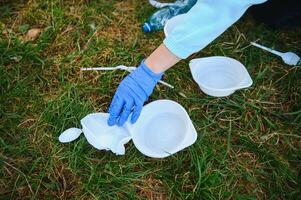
59,100 -> 197,158
189,56 -> 253,97
128,100 -> 197,158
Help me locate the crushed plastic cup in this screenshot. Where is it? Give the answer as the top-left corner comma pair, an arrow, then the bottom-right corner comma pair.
189,56 -> 253,97
58,100 -> 197,158
59,113 -> 131,155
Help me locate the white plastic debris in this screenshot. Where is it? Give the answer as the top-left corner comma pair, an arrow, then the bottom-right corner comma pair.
58,100 -> 197,158
59,128 -> 83,143
58,113 -> 131,155
189,56 -> 253,97
81,65 -> 175,89
128,99 -> 197,158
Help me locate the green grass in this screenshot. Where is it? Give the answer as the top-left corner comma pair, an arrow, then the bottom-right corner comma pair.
1,0 -> 301,199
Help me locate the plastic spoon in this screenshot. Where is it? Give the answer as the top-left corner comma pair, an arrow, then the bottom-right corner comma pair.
251,42 -> 300,66
81,66 -> 175,89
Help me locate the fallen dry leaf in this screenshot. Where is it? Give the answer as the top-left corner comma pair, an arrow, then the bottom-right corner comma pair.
24,28 -> 42,41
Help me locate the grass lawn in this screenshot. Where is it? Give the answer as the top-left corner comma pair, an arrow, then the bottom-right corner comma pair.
1,0 -> 301,199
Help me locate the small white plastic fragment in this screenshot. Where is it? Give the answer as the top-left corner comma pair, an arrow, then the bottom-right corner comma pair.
59,128 -> 83,143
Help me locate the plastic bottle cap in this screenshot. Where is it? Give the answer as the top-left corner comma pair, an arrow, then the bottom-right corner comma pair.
142,23 -> 152,33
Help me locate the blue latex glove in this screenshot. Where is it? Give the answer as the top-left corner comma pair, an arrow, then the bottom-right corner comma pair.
107,60 -> 163,126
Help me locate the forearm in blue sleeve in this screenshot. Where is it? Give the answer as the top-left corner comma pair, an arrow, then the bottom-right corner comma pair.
163,0 -> 268,59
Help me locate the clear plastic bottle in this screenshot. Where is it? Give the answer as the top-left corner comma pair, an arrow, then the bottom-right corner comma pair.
142,0 -> 197,33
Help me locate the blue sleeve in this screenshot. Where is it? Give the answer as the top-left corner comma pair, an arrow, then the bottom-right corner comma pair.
163,0 -> 268,59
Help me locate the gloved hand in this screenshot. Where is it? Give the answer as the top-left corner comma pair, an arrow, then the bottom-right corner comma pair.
107,60 -> 163,126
